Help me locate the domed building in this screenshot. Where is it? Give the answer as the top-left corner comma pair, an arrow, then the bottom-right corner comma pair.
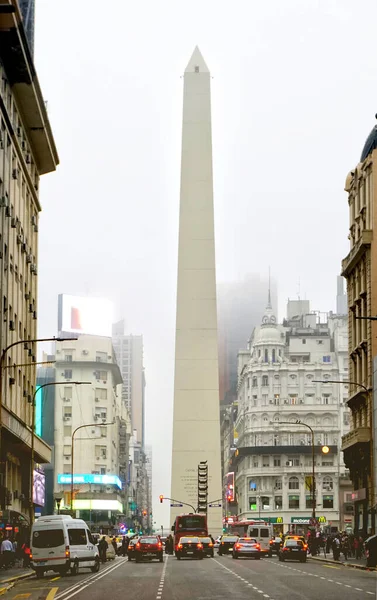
229,297 -> 350,533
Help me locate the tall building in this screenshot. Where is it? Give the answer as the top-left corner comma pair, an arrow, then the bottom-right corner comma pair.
341,118 -> 377,535
170,47 -> 222,535
53,336 -> 125,532
218,276 -> 278,406
112,321 -> 145,448
0,2 -> 58,533
19,0 -> 35,56
230,297 -> 351,530
145,445 -> 153,531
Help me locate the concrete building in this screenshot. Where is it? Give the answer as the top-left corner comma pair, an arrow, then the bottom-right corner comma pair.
170,47 -> 222,535
218,276 -> 278,407
230,297 -> 350,530
112,321 -> 145,448
145,445 -> 153,531
53,336 -> 125,532
341,118 -> 377,535
0,2 -> 58,533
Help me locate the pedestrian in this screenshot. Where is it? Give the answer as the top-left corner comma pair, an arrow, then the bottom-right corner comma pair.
112,536 -> 118,556
342,535 -> 349,561
21,542 -> 30,568
1,537 -> 14,568
121,536 -> 128,557
98,536 -> 108,563
332,536 -> 341,561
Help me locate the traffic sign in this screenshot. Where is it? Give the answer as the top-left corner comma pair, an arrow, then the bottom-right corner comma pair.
208,503 -> 221,507
170,503 -> 183,507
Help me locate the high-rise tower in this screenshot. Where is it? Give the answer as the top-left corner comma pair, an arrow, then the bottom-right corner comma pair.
170,47 -> 222,535
19,0 -> 35,56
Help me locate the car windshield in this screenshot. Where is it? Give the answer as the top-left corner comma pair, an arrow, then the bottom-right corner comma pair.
181,537 -> 199,543
286,540 -> 303,547
32,529 -> 64,549
223,536 -> 238,542
239,538 -> 257,543
200,537 -> 211,543
140,537 -> 158,544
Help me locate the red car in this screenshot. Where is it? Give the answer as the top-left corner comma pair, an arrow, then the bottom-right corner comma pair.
135,536 -> 163,562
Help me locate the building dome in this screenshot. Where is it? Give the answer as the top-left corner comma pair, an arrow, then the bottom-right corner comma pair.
360,117 -> 377,162
253,325 -> 283,346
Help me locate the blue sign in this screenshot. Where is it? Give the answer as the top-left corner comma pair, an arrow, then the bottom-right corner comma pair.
57,473 -> 122,489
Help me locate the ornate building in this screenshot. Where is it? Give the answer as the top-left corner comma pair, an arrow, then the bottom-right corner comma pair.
230,296 -> 350,530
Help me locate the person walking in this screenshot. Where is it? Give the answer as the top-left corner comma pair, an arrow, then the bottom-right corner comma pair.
1,537 -> 14,569
332,536 -> 341,561
111,537 -> 118,557
98,536 -> 108,563
121,536 -> 129,557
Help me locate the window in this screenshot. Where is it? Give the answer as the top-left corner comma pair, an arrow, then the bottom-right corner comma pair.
289,495 -> 300,509
100,427 -> 107,438
274,477 -> 282,489
94,370 -> 107,381
317,340 -> 323,345
32,530 -> 64,548
306,496 -> 314,509
96,352 -> 107,363
95,388 -> 107,400
274,394 -> 280,405
68,529 -> 87,545
64,369 -> 72,379
322,459 -> 333,466
289,433 -> 294,445
273,434 -> 279,446
253,458 -> 258,468
323,495 -> 334,509
63,445 -> 71,455
275,496 -> 282,510
344,413 -> 350,426
95,408 -> 107,420
323,395 -> 330,405
249,480 -> 257,491
252,395 -> 257,406
262,376 -> 268,386
302,339 -> 306,344
63,408 -> 72,419
323,355 -> 331,363
323,433 -> 329,444
273,457 -> 281,467
252,377 -> 257,388
272,349 -> 276,363
264,349 -> 268,363
262,394 -> 268,406
290,395 -> 298,405
289,476 -> 299,490
64,387 -> 73,399
249,497 -> 257,511
261,496 -> 270,510
65,354 -> 73,362
63,426 -> 71,437
262,456 -> 269,468
323,477 -> 333,491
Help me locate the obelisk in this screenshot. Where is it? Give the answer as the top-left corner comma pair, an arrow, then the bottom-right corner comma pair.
170,47 -> 222,536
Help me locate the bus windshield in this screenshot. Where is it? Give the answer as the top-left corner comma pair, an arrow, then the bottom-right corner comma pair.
176,515 -> 206,531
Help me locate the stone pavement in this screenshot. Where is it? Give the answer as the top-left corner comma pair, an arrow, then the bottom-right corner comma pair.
310,553 -> 374,571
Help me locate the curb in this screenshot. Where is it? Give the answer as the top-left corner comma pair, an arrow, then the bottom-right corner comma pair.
0,571 -> 34,585
309,555 -> 376,571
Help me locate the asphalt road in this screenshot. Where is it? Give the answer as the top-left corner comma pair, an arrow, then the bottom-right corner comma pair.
6,554 -> 377,600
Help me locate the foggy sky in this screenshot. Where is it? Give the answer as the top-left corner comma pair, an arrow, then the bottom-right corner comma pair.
34,0 -> 376,527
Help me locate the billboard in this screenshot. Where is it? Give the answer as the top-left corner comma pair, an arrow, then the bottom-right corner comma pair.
33,470 -> 45,507
57,473 -> 122,489
58,294 -> 113,337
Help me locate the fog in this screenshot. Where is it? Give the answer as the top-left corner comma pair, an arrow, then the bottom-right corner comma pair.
34,0 -> 377,526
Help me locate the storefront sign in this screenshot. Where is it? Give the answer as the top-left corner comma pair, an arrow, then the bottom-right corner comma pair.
291,517 -> 311,524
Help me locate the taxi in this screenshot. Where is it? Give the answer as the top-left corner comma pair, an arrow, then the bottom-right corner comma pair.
218,535 -> 239,555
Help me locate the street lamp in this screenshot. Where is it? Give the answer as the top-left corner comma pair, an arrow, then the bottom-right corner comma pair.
70,421 -> 115,515
29,381 -> 91,525
0,336 -> 76,510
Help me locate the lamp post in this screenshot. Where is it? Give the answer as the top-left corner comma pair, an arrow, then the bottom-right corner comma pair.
29,381 -> 91,525
70,421 -> 115,515
278,420 -> 316,521
0,336 -> 75,510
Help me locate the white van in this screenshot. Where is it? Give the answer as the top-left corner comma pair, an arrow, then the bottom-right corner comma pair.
31,515 -> 100,578
246,524 -> 273,555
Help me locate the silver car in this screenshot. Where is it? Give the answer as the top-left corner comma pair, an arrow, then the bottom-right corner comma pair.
232,537 -> 261,559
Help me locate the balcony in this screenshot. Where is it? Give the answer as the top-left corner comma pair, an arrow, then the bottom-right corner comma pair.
341,427 -> 370,452
342,230 -> 372,277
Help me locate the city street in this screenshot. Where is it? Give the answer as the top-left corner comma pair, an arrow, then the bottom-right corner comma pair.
4,555 -> 377,600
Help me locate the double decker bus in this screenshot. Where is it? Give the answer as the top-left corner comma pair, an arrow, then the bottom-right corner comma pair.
171,514 -> 208,550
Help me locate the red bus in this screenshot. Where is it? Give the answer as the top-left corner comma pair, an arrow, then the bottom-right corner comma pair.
172,514 -> 208,550
225,519 -> 269,537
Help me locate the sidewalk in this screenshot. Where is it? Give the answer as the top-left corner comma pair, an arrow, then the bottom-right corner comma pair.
309,553 -> 376,571
0,565 -> 34,589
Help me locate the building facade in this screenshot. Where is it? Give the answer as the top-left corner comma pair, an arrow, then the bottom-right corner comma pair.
112,321 -> 145,448
0,2 -> 58,533
230,298 -> 350,530
341,120 -> 377,535
53,336 -> 125,532
18,0 -> 35,56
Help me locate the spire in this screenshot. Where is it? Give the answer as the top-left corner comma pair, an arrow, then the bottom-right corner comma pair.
184,46 -> 210,74
261,269 -> 276,326
267,266 -> 272,309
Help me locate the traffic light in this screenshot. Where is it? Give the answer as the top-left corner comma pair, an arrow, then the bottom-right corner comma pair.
197,461 -> 208,514
143,510 -> 147,516
159,495 -> 164,504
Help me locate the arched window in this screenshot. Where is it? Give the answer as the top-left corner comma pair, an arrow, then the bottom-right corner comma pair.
289,476 -> 299,490
274,478 -> 282,490
272,349 -> 276,362
323,476 -> 333,491
264,349 -> 268,362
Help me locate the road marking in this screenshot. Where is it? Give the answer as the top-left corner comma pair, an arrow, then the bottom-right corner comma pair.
323,565 -> 340,569
56,558 -> 127,599
212,559 -> 275,600
13,595 -> 30,599
50,577 -> 61,582
46,588 -> 59,600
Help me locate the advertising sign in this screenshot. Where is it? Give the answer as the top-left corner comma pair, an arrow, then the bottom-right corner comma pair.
57,473 -> 122,489
58,294 -> 113,337
33,470 -> 45,507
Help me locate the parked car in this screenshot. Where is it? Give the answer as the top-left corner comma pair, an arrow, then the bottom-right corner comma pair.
31,515 -> 100,578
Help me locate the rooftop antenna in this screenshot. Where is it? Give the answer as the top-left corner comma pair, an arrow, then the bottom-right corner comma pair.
267,266 -> 271,308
